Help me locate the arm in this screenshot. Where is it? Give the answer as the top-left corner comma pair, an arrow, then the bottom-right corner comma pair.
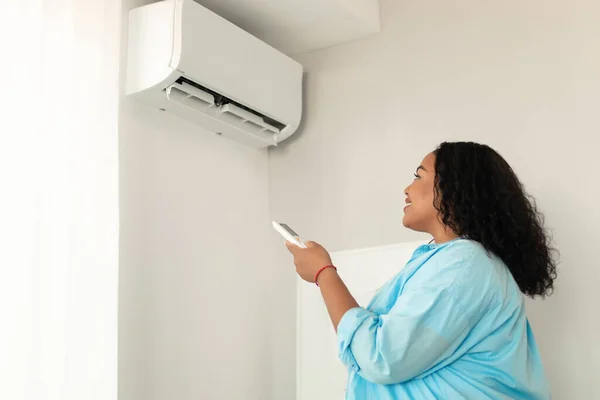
335,249 -> 484,385
287,240 -> 477,385
284,240 -> 359,331
315,267 -> 359,331
336,287 -> 473,385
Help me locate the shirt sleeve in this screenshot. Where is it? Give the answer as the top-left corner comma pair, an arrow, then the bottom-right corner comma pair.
337,272 -> 478,385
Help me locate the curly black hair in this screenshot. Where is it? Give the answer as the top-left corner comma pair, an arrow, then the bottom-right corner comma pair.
433,142 -> 557,298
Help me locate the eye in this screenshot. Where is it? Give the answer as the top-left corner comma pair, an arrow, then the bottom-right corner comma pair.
413,173 -> 421,180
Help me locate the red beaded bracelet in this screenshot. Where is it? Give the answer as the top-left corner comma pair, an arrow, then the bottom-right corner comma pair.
314,265 -> 337,286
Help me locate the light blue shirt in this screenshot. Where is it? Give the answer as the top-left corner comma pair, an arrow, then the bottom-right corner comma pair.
337,239 -> 550,399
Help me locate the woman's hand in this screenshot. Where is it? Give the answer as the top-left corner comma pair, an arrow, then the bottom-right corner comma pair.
286,241 -> 333,283
287,240 -> 358,331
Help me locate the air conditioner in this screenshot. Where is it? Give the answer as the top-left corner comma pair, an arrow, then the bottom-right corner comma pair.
126,0 -> 303,148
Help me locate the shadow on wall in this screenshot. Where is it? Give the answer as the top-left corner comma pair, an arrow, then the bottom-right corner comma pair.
273,72 -> 310,152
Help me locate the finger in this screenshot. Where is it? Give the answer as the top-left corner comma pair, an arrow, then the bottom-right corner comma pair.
285,241 -> 298,254
305,241 -> 318,248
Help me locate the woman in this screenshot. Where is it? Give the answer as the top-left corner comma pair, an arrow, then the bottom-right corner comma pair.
286,141 -> 556,399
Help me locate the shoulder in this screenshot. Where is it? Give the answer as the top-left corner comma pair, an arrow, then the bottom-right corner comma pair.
439,239 -> 511,285
414,239 -> 492,286
433,239 -> 499,271
418,239 -> 517,307
438,240 -> 521,310
439,238 -> 488,261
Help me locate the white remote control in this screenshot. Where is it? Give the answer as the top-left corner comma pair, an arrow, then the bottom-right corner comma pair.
272,221 -> 307,248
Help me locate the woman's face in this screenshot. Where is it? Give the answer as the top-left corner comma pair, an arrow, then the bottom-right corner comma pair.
403,152 -> 439,232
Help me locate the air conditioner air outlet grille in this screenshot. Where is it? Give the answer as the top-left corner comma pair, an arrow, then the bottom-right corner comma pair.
175,77 -> 286,131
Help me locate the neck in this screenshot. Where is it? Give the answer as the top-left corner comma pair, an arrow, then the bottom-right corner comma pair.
429,224 -> 460,244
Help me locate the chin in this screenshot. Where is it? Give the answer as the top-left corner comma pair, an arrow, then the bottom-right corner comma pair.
403,214 -> 424,232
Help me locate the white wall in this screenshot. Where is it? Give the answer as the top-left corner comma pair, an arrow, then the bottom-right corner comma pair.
118,1 -> 292,399
270,0 -> 600,398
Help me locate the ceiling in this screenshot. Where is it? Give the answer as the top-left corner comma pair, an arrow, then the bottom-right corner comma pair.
193,0 -> 381,55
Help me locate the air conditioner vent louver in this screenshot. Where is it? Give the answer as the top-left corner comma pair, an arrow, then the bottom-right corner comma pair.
164,80 -> 281,147
176,77 -> 285,132
166,83 -> 215,110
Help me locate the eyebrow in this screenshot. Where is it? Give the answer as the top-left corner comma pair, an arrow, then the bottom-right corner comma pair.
416,165 -> 427,172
